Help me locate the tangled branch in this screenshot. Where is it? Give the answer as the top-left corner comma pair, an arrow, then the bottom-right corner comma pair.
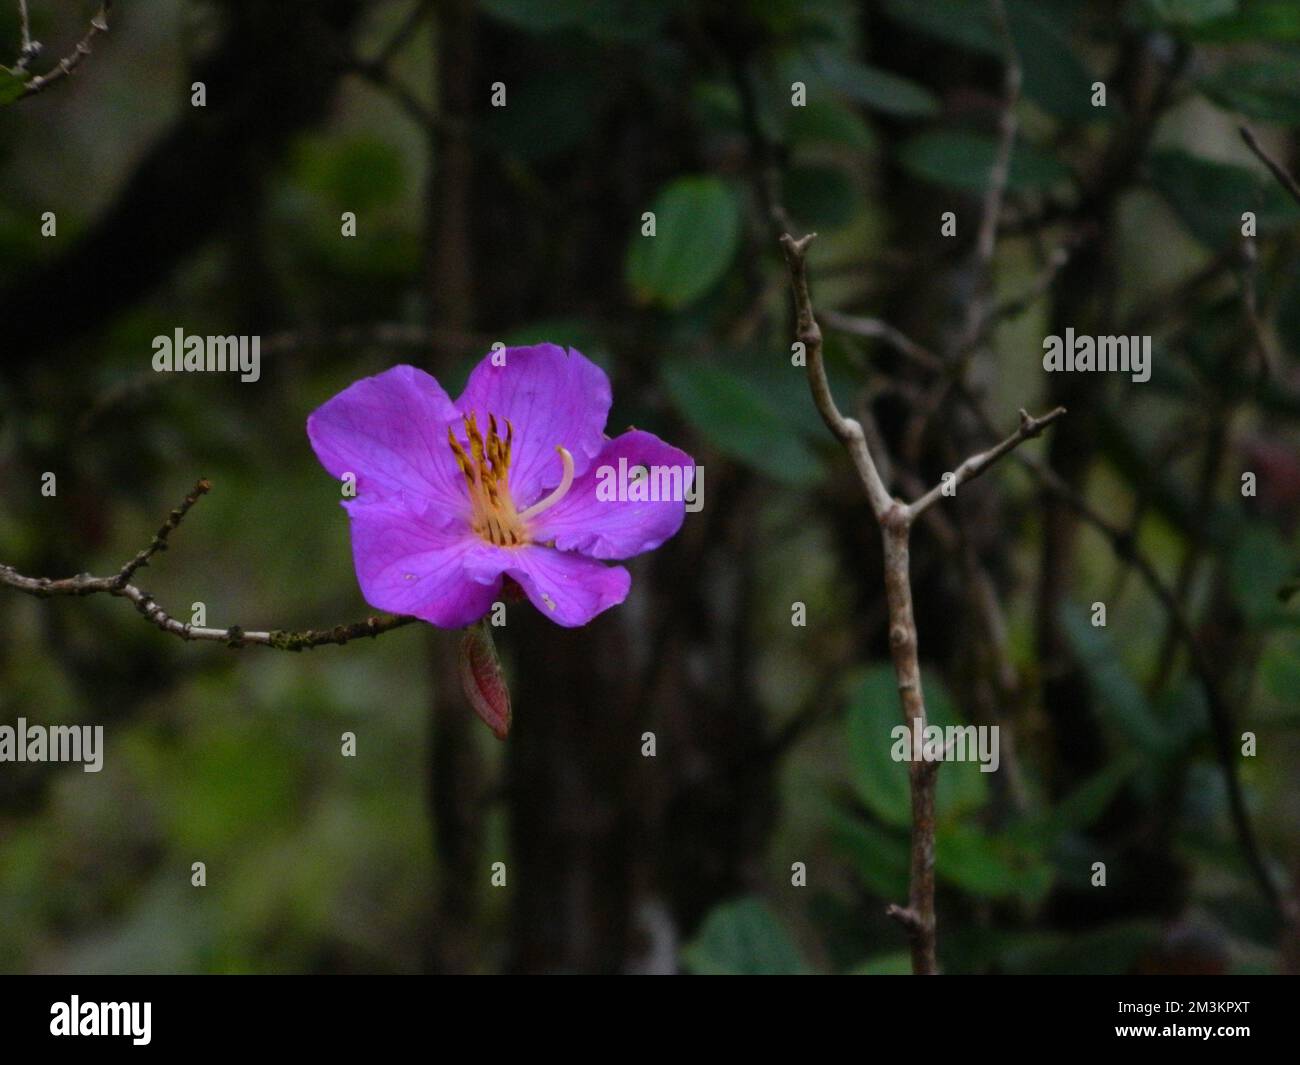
6,1 -> 112,100
781,231 -> 1065,975
0,479 -> 416,650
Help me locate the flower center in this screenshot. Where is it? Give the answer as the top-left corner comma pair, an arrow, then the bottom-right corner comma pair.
448,412 -> 574,547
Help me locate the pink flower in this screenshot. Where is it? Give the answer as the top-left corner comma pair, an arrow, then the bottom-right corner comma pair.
307,344 -> 693,628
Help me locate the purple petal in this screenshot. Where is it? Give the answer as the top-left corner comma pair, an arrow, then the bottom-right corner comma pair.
528,430 -> 695,560
455,344 -> 611,508
308,365 -> 469,522
344,497 -> 501,628
467,545 -> 630,628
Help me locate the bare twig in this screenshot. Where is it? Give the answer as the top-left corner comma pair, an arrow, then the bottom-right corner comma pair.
1240,125 -> 1300,207
780,231 -> 1064,975
780,233 -> 894,520
987,239 -> 1078,327
956,0 -> 1022,352
1237,236 -> 1279,379
974,0 -> 1021,270
0,480 -> 418,651
907,406 -> 1067,521
945,383 -> 1283,913
821,310 -> 945,373
113,477 -> 214,587
17,1 -> 110,99
13,0 -> 38,71
372,0 -> 435,70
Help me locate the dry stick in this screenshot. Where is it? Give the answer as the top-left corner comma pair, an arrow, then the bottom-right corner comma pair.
1240,125 -> 1300,207
0,480 -> 417,650
780,232 -> 1064,974
18,1 -> 110,98
13,0 -> 37,71
957,0 -> 1022,353
1011,449 -> 1282,913
819,292 -> 1284,914
948,385 -> 1283,913
1237,125 -> 1298,378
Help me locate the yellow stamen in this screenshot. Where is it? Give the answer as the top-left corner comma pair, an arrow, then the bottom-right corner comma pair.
447,415 -> 573,547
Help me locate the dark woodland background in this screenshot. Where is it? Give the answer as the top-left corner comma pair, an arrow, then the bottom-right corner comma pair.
1,0 -> 1298,975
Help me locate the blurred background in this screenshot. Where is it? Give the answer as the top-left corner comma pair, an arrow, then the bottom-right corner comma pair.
0,0 -> 1297,975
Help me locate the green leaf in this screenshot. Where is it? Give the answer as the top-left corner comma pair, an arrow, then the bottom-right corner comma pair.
846,665 -> 989,829
812,54 -> 941,119
483,70 -> 601,161
292,136 -> 405,213
829,807 -> 910,898
897,130 -> 1071,191
1198,55 -> 1300,122
1007,920 -> 1164,975
927,680 -> 990,823
847,951 -> 913,974
784,164 -> 859,229
0,67 -> 28,105
935,824 -> 1054,901
478,0 -> 594,31
1186,0 -> 1300,41
1136,0 -> 1239,27
662,361 -> 824,485
1006,0 -> 1102,122
1014,756 -> 1138,846
1058,606 -> 1173,757
625,176 -> 741,308
1150,148 -> 1300,246
1190,0 -> 1300,40
878,0 -> 1002,55
1229,524 -> 1296,625
881,0 -> 1103,121
821,57 -> 935,118
786,99 -> 876,151
682,897 -> 810,974
846,666 -> 913,827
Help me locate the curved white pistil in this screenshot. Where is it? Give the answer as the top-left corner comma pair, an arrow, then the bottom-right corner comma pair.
518,446 -> 575,523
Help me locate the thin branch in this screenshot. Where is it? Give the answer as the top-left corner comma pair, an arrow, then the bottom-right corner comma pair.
820,309 -> 945,373
1237,235 -> 1278,379
350,56 -> 437,127
974,0 -> 1022,269
946,383 -> 1282,913
956,0 -> 1022,352
17,1 -> 110,99
779,232 -> 894,520
371,0 -> 435,70
781,228 -> 1065,975
906,406 -> 1067,522
13,0 -> 38,72
985,236 -> 1081,329
0,480 -> 418,651
1240,125 -> 1300,207
113,477 -> 214,587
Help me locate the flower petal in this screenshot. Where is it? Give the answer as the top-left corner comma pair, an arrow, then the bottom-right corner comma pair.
528,430 -> 695,560
467,545 -> 630,628
308,365 -> 468,522
454,344 -> 611,508
344,497 -> 501,628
